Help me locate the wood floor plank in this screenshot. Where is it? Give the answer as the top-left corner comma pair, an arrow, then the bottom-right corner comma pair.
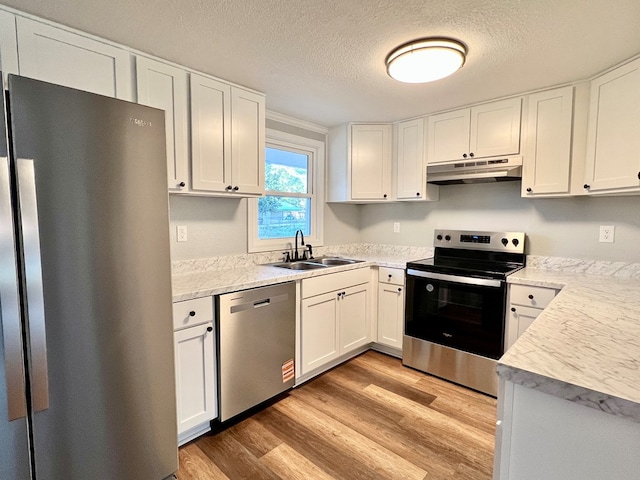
254,405 -> 386,480
178,351 -> 497,480
260,443 -> 336,480
197,431 -> 281,480
273,395 -> 429,480
177,444 -> 231,480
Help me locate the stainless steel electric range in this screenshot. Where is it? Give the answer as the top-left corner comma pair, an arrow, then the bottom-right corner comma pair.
403,229 -> 526,396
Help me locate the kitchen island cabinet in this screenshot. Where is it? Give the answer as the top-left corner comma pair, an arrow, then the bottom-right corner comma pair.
172,296 -> 217,446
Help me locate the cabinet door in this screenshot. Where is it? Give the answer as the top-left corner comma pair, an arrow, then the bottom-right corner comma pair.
174,323 -> 217,436
522,87 -> 574,196
16,17 -> 132,100
426,108 -> 470,163
136,56 -> 189,191
300,292 -> 339,375
505,305 -> 540,350
231,87 -> 265,195
190,73 -> 232,192
350,124 -> 392,200
339,283 -> 371,353
377,283 -> 404,349
396,118 -> 426,199
0,10 -> 18,83
584,57 -> 640,192
470,97 -> 522,158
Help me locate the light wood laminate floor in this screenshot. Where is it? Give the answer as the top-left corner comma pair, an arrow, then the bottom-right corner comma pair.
178,350 -> 497,480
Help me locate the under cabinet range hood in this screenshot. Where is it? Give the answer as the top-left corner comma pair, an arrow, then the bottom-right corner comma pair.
427,156 -> 522,185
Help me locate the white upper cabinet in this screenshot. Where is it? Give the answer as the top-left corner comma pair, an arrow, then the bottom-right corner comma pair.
230,87 -> 265,196
427,97 -> 522,163
190,74 -> 264,196
190,74 -> 231,192
16,17 -> 132,100
0,10 -> 18,82
583,57 -> 640,193
395,118 -> 439,201
328,123 -> 392,202
136,57 -> 189,192
522,86 -> 574,196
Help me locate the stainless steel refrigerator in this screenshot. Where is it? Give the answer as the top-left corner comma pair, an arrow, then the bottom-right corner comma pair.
0,74 -> 178,479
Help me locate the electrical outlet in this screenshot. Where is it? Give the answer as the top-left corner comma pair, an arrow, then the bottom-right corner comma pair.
177,225 -> 188,242
393,222 -> 400,233
599,225 -> 614,243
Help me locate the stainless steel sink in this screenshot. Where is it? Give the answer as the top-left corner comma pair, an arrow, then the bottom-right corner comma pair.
270,261 -> 328,270
269,256 -> 363,270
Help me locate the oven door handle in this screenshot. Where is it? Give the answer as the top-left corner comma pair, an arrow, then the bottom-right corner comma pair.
406,269 -> 503,288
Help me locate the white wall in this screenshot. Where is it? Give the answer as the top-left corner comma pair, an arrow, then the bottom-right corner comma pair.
360,182 -> 640,262
169,196 -> 361,261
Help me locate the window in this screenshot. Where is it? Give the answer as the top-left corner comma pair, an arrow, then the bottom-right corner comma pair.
248,129 -> 324,253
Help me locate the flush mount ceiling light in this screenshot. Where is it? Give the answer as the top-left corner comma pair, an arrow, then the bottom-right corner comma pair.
386,38 -> 467,83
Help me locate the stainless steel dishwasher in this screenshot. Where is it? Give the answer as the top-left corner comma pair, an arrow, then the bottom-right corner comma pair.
217,282 -> 296,422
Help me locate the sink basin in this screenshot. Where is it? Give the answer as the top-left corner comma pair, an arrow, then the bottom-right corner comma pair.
315,257 -> 361,266
270,261 -> 328,270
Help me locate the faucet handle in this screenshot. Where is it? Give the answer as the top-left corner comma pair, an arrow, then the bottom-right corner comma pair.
306,244 -> 314,259
282,251 -> 291,262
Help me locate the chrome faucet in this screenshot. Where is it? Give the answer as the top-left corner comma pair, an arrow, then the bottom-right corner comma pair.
294,230 -> 305,260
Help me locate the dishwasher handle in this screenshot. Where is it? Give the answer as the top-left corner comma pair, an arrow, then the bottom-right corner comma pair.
228,292 -> 289,314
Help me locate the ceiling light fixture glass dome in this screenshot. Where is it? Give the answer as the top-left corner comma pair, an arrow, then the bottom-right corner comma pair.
386,38 -> 467,83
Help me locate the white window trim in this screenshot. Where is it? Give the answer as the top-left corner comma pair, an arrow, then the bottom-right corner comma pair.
248,128 -> 324,253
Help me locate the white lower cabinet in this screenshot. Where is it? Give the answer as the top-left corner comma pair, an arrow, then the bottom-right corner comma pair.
505,283 -> 559,350
172,297 -> 217,445
300,268 -> 371,377
376,267 -> 404,351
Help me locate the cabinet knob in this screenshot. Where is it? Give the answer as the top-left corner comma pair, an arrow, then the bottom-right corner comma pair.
178,181 -> 186,188
388,274 -> 392,279
528,294 -> 534,300
233,186 -> 239,191
189,311 -> 196,317
526,187 -> 532,193
510,307 -> 516,312
638,172 -> 640,180
469,152 -> 474,158
462,153 -> 467,158
583,184 -> 591,190
416,192 -> 420,196
206,326 -> 213,332
398,287 -> 402,292
226,185 -> 233,190
383,193 -> 387,198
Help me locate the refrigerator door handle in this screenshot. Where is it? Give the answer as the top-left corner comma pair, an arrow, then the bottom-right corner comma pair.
0,156 -> 28,420
16,158 -> 50,412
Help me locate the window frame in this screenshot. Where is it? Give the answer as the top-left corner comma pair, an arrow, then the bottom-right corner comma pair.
248,128 -> 324,253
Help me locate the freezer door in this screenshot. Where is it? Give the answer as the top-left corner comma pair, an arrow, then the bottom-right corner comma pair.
0,75 -> 31,480
9,75 -> 178,479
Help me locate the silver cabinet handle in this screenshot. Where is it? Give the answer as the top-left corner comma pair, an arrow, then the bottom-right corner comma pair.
0,157 -> 27,420
17,159 -> 50,412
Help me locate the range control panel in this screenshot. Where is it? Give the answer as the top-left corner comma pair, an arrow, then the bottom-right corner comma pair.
433,229 -> 526,254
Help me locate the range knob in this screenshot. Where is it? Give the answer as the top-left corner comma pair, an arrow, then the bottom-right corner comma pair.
512,238 -> 520,247
436,234 -> 443,241
501,238 -> 509,246
444,235 -> 451,241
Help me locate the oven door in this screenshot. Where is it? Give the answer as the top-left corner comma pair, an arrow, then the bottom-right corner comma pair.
405,269 -> 506,359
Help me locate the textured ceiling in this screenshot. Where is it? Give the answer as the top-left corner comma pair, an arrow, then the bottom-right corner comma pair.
4,0 -> 640,127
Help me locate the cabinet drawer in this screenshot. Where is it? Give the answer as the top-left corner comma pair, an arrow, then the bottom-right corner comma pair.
379,267 -> 404,286
509,284 -> 557,309
302,267 -> 370,299
173,296 -> 214,330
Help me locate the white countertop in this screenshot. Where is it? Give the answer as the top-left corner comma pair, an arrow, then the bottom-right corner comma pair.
499,268 -> 640,422
171,252 -> 415,302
